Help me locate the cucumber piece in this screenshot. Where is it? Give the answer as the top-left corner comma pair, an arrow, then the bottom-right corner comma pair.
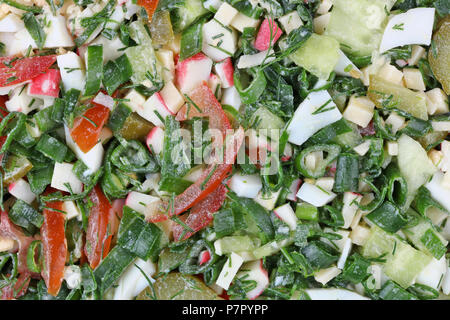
171,0 -> 208,32
214,235 -> 259,255
125,21 -> 162,88
2,153 -> 33,185
137,273 -> 219,300
250,106 -> 285,139
397,134 -> 437,209
84,45 -> 103,96
253,238 -> 294,259
383,241 -> 432,289
362,225 -> 432,288
361,225 -> 397,259
324,0 -> 395,56
403,212 -> 448,260
289,34 -> 340,80
332,122 -> 363,149
125,44 -> 162,87
368,75 -> 428,120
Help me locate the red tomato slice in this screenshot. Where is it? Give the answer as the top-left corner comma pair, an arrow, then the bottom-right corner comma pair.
137,0 -> 159,21
41,200 -> 67,296
0,55 -> 57,87
172,184 -> 228,241
176,81 -> 232,137
70,104 -> 110,153
150,127 -> 244,222
84,185 -> 114,269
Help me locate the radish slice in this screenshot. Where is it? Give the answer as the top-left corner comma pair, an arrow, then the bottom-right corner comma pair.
379,8 -> 435,53
8,178 -> 35,205
236,260 -> 269,300
146,127 -> 165,155
296,182 -> 336,207
273,203 -> 298,230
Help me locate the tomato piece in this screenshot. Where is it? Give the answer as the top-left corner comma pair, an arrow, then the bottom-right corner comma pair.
137,0 -> 159,22
70,104 -> 110,153
172,184 -> 228,241
0,55 -> 57,87
151,127 -> 244,222
84,185 -> 114,269
176,81 -> 232,137
41,200 -> 67,296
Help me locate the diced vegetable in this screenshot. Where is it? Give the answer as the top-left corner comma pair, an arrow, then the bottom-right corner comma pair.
428,17 -> 450,94
324,0 -> 394,56
290,34 -> 340,80
379,8 -> 435,53
287,90 -> 342,146
368,75 -> 428,120
41,198 -> 67,296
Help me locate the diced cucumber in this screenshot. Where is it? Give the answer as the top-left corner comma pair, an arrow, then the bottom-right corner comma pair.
383,241 -> 432,289
253,238 -> 294,259
125,21 -> 162,88
214,235 -> 259,256
397,134 -> 437,209
2,156 -> 33,185
289,34 -> 340,80
403,212 -> 448,260
368,75 -> 428,120
250,106 -> 285,140
362,225 -> 432,288
126,44 -> 162,87
171,0 -> 208,32
361,225 -> 398,259
324,0 -> 395,56
332,122 -> 363,149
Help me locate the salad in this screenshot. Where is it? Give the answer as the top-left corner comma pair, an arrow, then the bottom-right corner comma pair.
0,0 -> 448,301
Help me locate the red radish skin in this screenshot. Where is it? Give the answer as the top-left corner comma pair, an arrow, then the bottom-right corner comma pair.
254,19 -> 283,51
287,179 -> 302,201
175,53 -> 212,93
215,58 -> 234,88
249,260 -> 269,300
199,250 -> 211,265
146,126 -> 165,154
28,69 -> 61,97
154,92 -> 175,116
